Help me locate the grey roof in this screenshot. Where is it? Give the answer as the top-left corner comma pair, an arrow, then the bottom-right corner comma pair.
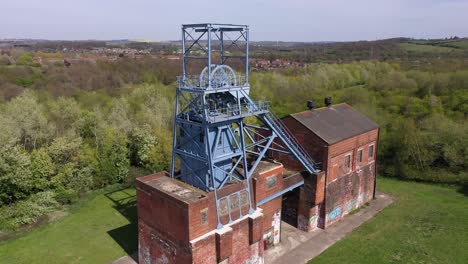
289,103 -> 379,145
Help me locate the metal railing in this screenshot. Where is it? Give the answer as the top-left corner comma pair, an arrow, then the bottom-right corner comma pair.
176,74 -> 248,89
264,110 -> 318,174
207,100 -> 270,123
237,88 -> 318,174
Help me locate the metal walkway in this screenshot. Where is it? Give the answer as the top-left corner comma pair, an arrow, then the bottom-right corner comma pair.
241,90 -> 319,175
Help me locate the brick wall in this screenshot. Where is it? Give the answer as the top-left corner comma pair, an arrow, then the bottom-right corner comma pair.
324,162 -> 375,227
251,164 -> 284,204
267,115 -> 379,231
137,172 -> 267,264
297,171 -> 326,231
269,116 -> 328,172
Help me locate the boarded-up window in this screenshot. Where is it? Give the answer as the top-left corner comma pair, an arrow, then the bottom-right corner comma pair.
240,191 -> 249,206
230,194 -> 239,211
358,149 -> 363,163
368,145 -> 374,159
201,208 -> 208,224
266,175 -> 277,189
344,154 -> 351,171
219,198 -> 229,216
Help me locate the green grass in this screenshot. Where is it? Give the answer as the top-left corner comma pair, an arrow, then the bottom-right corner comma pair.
0,188 -> 137,264
0,178 -> 467,264
311,177 -> 468,264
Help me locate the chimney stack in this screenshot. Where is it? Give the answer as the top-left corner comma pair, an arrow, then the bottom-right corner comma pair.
324,97 -> 332,107
307,100 -> 315,111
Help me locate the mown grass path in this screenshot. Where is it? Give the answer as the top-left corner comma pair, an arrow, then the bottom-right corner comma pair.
0,178 -> 467,264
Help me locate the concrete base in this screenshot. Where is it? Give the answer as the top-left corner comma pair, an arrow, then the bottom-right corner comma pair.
265,192 -> 393,264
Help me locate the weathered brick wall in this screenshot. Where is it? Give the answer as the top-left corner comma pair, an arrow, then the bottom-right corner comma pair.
251,163 -> 284,248
297,171 -> 326,231
137,172 -> 267,264
324,163 -> 375,227
191,216 -> 265,264
188,191 -> 218,240
191,233 -> 218,264
268,116 -> 328,172
139,221 -> 193,264
137,172 -> 193,264
258,197 -> 282,248
251,164 -> 284,203
326,129 -> 378,184
269,117 -> 379,231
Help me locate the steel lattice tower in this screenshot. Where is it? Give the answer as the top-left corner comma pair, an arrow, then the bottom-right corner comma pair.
170,23 -> 319,229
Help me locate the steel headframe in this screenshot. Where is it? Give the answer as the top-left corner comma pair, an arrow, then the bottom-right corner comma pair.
180,23 -> 249,85
170,23 -> 319,229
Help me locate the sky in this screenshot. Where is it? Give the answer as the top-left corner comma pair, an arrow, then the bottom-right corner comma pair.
1,0 -> 468,41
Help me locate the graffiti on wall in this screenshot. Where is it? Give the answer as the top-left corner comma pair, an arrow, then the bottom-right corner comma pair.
262,227 -> 274,247
346,199 -> 358,214
297,215 -> 307,231
328,206 -> 341,221
298,213 -> 318,232
272,211 -> 281,244
358,192 -> 367,206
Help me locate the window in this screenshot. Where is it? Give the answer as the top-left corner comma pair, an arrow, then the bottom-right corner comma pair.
199,133 -> 204,143
344,154 -> 351,171
358,149 -> 363,163
201,208 -> 208,224
368,145 -> 374,159
218,135 -> 223,146
266,175 -> 277,189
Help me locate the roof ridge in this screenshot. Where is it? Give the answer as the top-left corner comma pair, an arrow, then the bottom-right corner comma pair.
290,103 -> 349,116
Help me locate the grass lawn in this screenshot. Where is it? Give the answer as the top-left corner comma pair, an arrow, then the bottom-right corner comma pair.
0,178 -> 467,264
311,177 -> 468,264
0,187 -> 138,264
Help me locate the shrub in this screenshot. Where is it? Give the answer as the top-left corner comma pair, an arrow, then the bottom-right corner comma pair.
0,191 -> 58,230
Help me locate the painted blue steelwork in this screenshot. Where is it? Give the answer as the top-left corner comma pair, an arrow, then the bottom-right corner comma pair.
256,180 -> 305,206
170,23 -> 319,229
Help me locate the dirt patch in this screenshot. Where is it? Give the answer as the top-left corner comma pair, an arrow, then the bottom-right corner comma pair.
0,210 -> 69,242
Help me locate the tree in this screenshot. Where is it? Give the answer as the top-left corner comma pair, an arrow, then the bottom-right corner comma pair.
5,92 -> 51,149
0,146 -> 33,205
97,128 -> 130,185
30,148 -> 55,191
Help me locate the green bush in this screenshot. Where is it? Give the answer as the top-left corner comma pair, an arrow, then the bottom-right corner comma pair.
0,191 -> 59,230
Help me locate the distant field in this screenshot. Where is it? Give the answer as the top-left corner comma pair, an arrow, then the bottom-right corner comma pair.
0,178 -> 467,264
401,38 -> 468,55
400,43 -> 460,54
446,40 -> 468,49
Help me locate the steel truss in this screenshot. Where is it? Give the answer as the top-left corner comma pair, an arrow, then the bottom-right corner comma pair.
170,24 -> 319,229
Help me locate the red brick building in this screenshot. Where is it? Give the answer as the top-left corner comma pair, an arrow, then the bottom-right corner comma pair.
271,103 -> 379,230
136,103 -> 379,263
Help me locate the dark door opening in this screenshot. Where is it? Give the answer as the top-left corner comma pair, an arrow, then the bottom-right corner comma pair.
281,187 -> 300,227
